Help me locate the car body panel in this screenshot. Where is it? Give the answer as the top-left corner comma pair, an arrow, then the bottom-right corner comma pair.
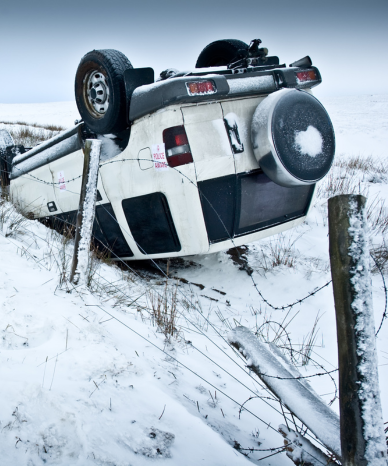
9,69 -> 323,261
181,102 -> 235,182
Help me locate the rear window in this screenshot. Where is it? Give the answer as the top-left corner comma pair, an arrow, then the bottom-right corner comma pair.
236,171 -> 313,236
198,171 -> 314,243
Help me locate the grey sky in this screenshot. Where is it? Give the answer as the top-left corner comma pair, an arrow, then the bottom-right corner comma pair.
1,0 -> 387,103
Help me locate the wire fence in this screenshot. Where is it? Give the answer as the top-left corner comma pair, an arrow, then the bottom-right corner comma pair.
2,140 -> 386,462
1,214 -> 333,462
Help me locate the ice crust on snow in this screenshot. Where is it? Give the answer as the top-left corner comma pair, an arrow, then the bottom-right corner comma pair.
347,198 -> 387,465
76,139 -> 101,284
294,125 -> 323,157
129,427 -> 175,458
228,326 -> 342,459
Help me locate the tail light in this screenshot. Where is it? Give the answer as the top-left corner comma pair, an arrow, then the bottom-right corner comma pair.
162,126 -> 193,168
296,70 -> 317,83
186,80 -> 216,96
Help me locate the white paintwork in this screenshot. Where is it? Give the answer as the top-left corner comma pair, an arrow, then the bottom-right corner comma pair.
181,102 -> 235,181
10,91 -> 313,260
220,96 -> 263,174
11,163 -> 56,217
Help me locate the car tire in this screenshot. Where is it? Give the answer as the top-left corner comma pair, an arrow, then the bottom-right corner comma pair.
75,49 -> 133,134
195,39 -> 249,68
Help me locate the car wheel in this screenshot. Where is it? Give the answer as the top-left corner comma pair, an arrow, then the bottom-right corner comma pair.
251,89 -> 335,187
75,49 -> 133,134
195,39 -> 249,68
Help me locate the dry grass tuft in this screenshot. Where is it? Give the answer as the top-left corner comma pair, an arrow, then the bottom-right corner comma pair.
371,243 -> 388,274
300,313 -> 321,366
0,120 -> 65,132
0,200 -> 28,238
256,234 -> 300,273
317,169 -> 368,199
334,154 -> 388,175
0,121 -> 65,147
317,154 -> 388,200
148,281 -> 179,341
366,196 -> 388,236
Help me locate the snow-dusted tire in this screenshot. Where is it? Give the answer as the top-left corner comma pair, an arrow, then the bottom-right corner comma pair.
195,39 -> 248,68
251,89 -> 335,187
75,49 -> 133,134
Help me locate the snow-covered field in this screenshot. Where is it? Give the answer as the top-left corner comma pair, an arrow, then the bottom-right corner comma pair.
0,94 -> 387,465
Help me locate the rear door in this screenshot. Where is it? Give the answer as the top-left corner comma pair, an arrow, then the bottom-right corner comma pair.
182,102 -> 237,242
181,102 -> 235,181
220,97 -> 262,174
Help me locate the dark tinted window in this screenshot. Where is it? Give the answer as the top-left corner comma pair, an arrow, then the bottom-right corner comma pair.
198,171 -> 313,243
237,172 -> 313,235
122,193 -> 180,255
198,175 -> 236,243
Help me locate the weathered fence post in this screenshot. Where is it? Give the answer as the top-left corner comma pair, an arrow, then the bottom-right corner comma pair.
70,139 -> 101,285
328,194 -> 387,466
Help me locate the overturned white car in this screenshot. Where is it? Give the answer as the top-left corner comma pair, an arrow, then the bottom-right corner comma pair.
2,39 -> 335,260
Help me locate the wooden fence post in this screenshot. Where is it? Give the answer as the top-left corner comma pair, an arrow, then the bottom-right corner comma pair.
228,326 -> 342,460
70,139 -> 101,285
328,194 -> 387,466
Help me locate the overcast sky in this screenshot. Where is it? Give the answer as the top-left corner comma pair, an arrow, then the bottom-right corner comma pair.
1,0 -> 387,103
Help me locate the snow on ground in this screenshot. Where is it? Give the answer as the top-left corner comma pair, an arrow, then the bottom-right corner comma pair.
0,101 -> 79,129
0,94 -> 387,465
322,94 -> 388,158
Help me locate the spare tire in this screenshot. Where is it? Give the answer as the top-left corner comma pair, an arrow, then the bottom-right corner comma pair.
195,39 -> 248,68
251,89 -> 335,187
75,49 -> 133,134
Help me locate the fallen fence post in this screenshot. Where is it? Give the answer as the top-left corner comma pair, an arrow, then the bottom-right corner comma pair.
70,139 -> 101,285
228,326 -> 342,461
328,194 -> 387,466
278,424 -> 337,465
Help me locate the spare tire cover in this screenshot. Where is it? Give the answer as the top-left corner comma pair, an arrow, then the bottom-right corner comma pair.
251,89 -> 335,187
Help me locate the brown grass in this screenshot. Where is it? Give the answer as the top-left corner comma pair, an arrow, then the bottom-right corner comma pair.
0,120 -> 65,132
0,121 -> 65,147
317,169 -> 368,199
256,233 -> 300,273
366,196 -> 388,236
334,154 -> 388,175
148,281 -> 179,341
317,155 -> 388,200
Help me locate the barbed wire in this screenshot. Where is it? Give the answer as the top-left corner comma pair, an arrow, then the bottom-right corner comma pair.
371,253 -> 388,336
5,153 -> 384,326
1,154 -> 338,454
5,152 -> 386,337
2,173 -> 338,442
4,154 -> 334,312
252,279 -> 333,311
97,158 -> 335,311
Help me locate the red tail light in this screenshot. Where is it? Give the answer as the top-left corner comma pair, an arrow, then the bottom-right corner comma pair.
186,80 -> 216,96
163,126 -> 193,168
296,70 -> 317,83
